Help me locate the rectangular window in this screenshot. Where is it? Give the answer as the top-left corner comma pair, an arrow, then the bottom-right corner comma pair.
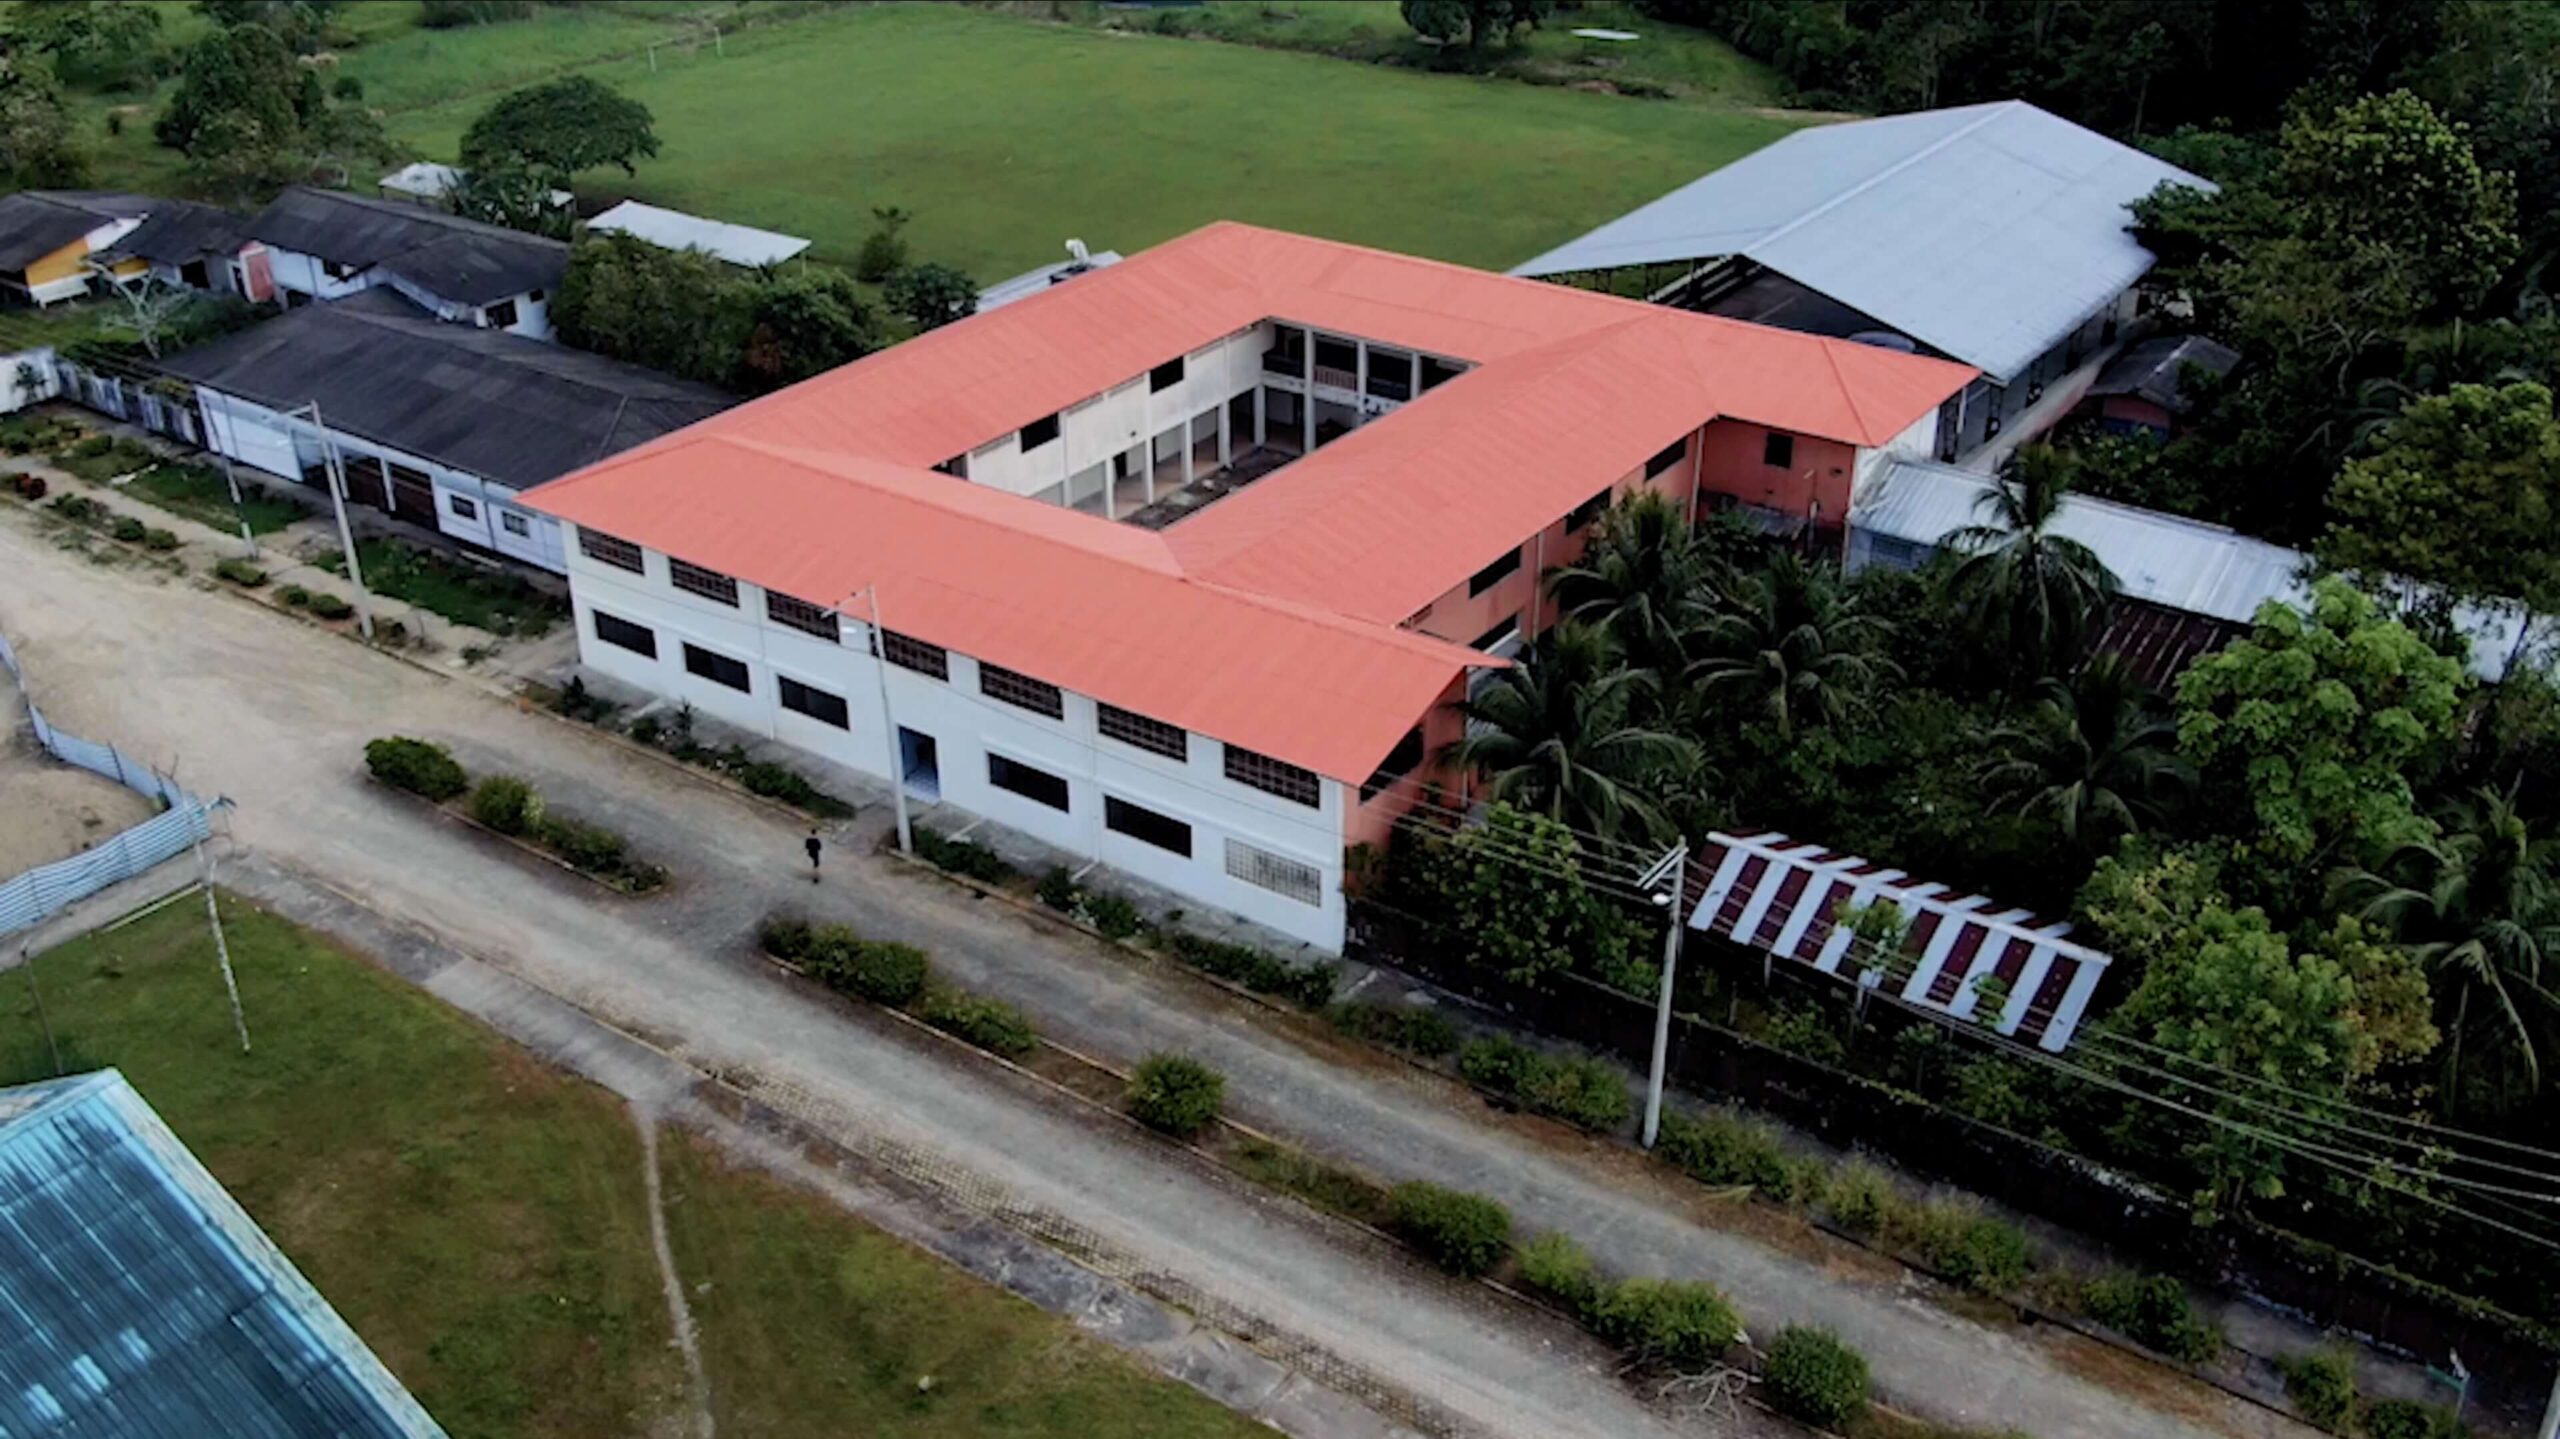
765,590 -> 839,642
1224,744 -> 1320,808
1466,547 -> 1522,597
1361,726 -> 1425,802
1149,357 -> 1185,392
1313,336 -> 1357,373
1105,795 -> 1192,856
669,558 -> 739,607
500,511 -> 531,537
979,662 -> 1064,719
1645,439 -> 1687,479
1762,431 -> 1795,468
1471,616 -> 1520,652
778,675 -> 850,730
591,608 -> 656,658
1226,839 -> 1321,906
1566,487 -> 1611,533
1019,412 -> 1060,451
988,753 -> 1070,811
683,642 -> 750,692
880,630 -> 948,681
484,298 -> 519,330
1098,703 -> 1187,762
578,527 -> 644,573
445,493 -> 477,520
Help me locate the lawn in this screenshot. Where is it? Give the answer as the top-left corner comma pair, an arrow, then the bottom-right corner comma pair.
321,535 -> 570,636
382,2 -> 1807,278
2,893 -> 1271,1438
125,460 -> 310,535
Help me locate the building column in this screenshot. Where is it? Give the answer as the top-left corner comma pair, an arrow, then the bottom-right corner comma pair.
1302,339 -> 1316,453
1182,413 -> 1196,487
1354,343 -> 1369,427
1253,385 -> 1266,447
1411,351 -> 1422,402
1219,396 -> 1233,467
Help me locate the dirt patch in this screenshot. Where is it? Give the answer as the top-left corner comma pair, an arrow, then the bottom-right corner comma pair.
0,683 -> 157,877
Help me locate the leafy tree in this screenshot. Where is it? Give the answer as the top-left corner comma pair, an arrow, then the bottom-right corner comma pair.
2176,579 -> 2465,898
7,0 -> 162,91
447,157 -> 570,239
1941,445 -> 2118,684
0,52 -> 85,186
194,0 -> 341,52
154,20 -> 315,154
736,267 -> 883,393
553,231 -> 747,386
2322,381 -> 2560,612
853,203 -> 909,283
1446,620 -> 1697,842
1399,0 -> 1551,52
1688,550 -> 1897,738
2271,89 -> 2519,320
420,0 -> 533,26
882,261 -> 978,333
459,74 -> 658,182
1403,802 -> 1635,987
2335,781 -> 2560,1110
1979,655 -> 2191,855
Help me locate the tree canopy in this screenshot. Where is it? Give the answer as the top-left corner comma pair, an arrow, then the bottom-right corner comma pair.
2322,381 -> 2560,612
882,262 -> 979,334
1399,0 -> 1553,51
460,75 -> 658,181
0,52 -> 85,187
6,0 -> 163,91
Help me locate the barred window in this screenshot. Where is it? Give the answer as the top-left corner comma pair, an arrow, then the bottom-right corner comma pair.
683,642 -> 750,692
1098,703 -> 1186,762
766,589 -> 839,641
591,608 -> 655,658
880,630 -> 948,681
670,558 -> 739,607
1105,795 -> 1191,856
1226,839 -> 1321,906
578,527 -> 643,573
779,675 -> 850,729
979,661 -> 1064,719
988,753 -> 1070,811
1224,744 -> 1320,807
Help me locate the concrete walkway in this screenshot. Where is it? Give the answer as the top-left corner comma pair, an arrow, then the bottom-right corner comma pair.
0,511 -> 2309,1439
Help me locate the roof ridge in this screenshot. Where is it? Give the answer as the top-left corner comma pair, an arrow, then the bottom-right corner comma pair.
1742,101 -> 2023,262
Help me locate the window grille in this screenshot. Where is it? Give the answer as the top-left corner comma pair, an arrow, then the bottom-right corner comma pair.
766,590 -> 840,641
670,559 -> 739,607
880,630 -> 948,680
1224,744 -> 1320,807
979,662 -> 1064,719
578,527 -> 643,573
1098,703 -> 1186,761
1226,839 -> 1321,905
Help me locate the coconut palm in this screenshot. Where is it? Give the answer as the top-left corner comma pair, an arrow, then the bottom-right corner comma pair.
2333,781 -> 2560,1109
1445,620 -> 1699,842
1686,551 -> 1899,737
1977,655 -> 2193,851
1547,491 -> 1727,676
1943,444 -> 2119,683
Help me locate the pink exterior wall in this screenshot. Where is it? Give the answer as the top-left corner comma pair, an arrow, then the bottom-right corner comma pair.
1342,672 -> 1471,853
1695,420 -> 1855,527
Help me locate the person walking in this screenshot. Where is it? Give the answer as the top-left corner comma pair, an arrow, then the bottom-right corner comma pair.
804,827 -> 823,883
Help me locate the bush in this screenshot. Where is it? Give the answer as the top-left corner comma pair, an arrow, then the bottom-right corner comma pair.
912,825 -> 1015,882
738,759 -> 848,815
758,914 -> 814,962
1823,1160 -> 1897,1237
538,815 -> 628,872
309,592 -> 354,620
1457,1035 -> 1537,1092
48,492 -> 99,523
1036,865 -> 1082,912
1516,1230 -> 1599,1312
1386,1181 -> 1511,1277
1762,1326 -> 1870,1427
68,434 -> 112,459
2362,1398 -> 2460,1439
1587,1277 -> 1742,1368
1328,1001 -> 1460,1058
213,556 -> 267,587
142,527 -> 179,551
279,583 -> 311,607
365,736 -> 467,800
801,930 -> 932,1007
2082,1272 -> 2222,1365
468,775 -> 542,836
1654,1108 -> 1801,1200
1518,1053 -> 1630,1133
2277,1346 -> 2358,1434
1085,890 -> 1144,940
1124,1053 -> 1225,1139
1896,1200 -> 2030,1294
109,514 -> 146,542
854,226 -> 909,283
1161,928 -> 1337,1007
918,987 -> 1036,1058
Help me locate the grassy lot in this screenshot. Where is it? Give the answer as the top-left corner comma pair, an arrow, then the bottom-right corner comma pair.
125,460 -> 310,535
381,2 -> 1805,277
2,893 -> 1271,1438
321,536 -> 570,636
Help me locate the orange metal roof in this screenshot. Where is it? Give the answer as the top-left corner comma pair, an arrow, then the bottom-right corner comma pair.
530,222 -> 1974,780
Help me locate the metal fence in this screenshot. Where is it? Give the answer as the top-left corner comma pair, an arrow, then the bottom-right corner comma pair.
0,627 -> 223,936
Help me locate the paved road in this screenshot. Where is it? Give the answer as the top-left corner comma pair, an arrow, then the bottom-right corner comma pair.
0,517 -> 2301,1439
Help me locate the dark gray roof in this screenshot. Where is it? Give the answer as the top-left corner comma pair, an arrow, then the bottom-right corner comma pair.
0,190 -> 153,271
97,199 -> 251,267
159,288 -> 733,489
248,186 -> 567,305
2087,334 -> 2241,416
0,1070 -> 444,1437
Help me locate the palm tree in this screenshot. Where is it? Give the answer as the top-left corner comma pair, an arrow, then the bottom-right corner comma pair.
1977,654 -> 2193,851
1686,551 -> 1899,737
1943,445 -> 2119,683
1547,491 -> 1726,676
2334,781 -> 2560,1110
1445,620 -> 1699,842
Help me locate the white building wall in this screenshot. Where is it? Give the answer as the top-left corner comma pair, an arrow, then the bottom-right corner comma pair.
264,247 -> 382,303
955,325 -> 1269,500
1851,407 -> 1943,505
563,531 -> 1351,948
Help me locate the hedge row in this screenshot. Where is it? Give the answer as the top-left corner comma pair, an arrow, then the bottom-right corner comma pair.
2280,1347 -> 2466,1438
1456,1035 -> 1631,1134
364,739 -> 665,892
1511,1227 -> 1745,1373
759,914 -> 1036,1060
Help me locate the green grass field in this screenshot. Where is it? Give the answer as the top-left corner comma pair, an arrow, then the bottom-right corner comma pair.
378,2 -> 1805,277
1,893 -> 1266,1439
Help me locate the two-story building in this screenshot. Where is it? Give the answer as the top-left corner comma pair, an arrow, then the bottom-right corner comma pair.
247,186 -> 566,341
528,222 -> 1973,950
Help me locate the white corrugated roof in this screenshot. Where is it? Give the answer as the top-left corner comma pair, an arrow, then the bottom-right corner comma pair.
377,162 -> 460,199
586,200 -> 809,267
978,250 -> 1124,310
1512,101 -> 2210,384
1855,459 -> 2536,679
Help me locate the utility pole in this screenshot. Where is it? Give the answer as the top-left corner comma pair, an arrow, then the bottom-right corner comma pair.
194,841 -> 250,1054
1638,839 -> 1689,1149
193,392 -> 258,560
843,583 -> 911,854
286,401 -> 374,641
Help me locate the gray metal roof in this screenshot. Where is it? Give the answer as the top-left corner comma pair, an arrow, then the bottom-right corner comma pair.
248,186 -> 567,306
0,192 -> 152,272
0,1069 -> 445,1437
96,200 -> 251,268
2087,333 -> 2240,415
1511,101 -> 2211,384
159,288 -> 735,490
586,200 -> 809,268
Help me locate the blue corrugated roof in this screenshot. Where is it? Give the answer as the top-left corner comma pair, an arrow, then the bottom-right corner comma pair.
0,1070 -> 445,1438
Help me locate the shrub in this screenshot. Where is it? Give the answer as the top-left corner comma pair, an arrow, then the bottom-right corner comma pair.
1386,1181 -> 1511,1277
213,556 -> 266,587
2362,1398 -> 2459,1439
1161,929 -> 1337,1007
758,914 -> 814,962
918,987 -> 1036,1058
1124,1053 -> 1225,1139
2082,1272 -> 2222,1365
1457,1035 -> 1539,1092
832,938 -> 931,1006
1328,1001 -> 1460,1058
280,583 -> 311,607
1823,1160 -> 1897,1237
1587,1277 -> 1742,1368
1762,1326 -> 1869,1427
1085,890 -> 1144,940
854,224 -> 909,283
48,493 -> 99,523
2277,1346 -> 2357,1434
365,736 -> 467,800
1896,1200 -> 2030,1294
69,434 -> 112,459
142,527 -> 179,551
468,775 -> 542,835
1653,1108 -> 1797,1197
1516,1230 -> 1599,1312
309,592 -> 354,620
1519,1053 -> 1630,1133
538,815 -> 628,873
1036,865 -> 1082,912
912,825 -> 1016,882
109,514 -> 146,542
738,759 -> 847,814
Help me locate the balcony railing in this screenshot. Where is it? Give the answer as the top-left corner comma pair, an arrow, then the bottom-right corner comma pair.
1262,348 -> 1306,375
1365,373 -> 1413,403
1312,363 -> 1359,392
